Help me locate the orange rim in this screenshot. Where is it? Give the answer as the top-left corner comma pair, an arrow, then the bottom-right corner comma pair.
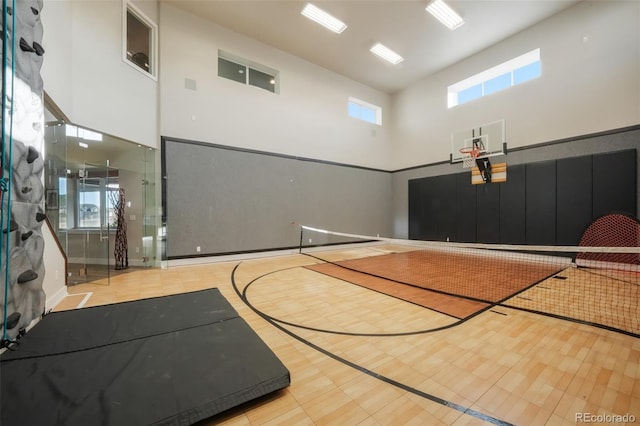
459,146 -> 481,158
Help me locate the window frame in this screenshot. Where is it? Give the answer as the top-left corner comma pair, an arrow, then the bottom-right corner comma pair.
348,97 -> 382,126
122,0 -> 158,81
448,48 -> 541,108
218,50 -> 280,94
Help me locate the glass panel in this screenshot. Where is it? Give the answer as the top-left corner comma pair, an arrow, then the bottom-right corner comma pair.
142,146 -> 158,268
218,57 -> 247,84
483,72 -> 511,95
513,61 -> 541,85
348,102 -> 361,119
458,84 -> 482,105
127,10 -> 151,73
248,68 -> 275,92
360,106 -> 377,124
78,186 -> 100,228
44,119 -> 160,284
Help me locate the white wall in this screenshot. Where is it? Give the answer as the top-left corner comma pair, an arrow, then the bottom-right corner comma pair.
42,222 -> 68,310
41,1 -> 73,116
159,3 -> 392,170
41,0 -> 159,149
390,0 -> 640,170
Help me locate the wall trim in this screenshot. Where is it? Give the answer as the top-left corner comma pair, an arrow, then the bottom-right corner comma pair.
162,124 -> 639,176
160,136 -> 390,173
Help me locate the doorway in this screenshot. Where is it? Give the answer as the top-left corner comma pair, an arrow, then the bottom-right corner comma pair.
44,122 -> 159,286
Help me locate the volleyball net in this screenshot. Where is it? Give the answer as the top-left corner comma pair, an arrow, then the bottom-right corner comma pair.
297,214 -> 640,337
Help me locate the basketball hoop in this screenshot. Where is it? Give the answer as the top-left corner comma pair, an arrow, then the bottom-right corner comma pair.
459,146 -> 481,168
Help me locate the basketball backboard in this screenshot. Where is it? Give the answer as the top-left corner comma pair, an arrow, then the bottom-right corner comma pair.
451,119 -> 506,163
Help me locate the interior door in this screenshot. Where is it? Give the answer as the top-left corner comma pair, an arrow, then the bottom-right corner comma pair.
69,161 -> 115,285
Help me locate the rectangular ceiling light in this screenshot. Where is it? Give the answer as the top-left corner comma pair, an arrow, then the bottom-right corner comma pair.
370,43 -> 404,65
301,3 -> 347,34
426,0 -> 464,30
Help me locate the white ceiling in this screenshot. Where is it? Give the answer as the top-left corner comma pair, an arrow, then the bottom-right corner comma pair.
164,0 -> 581,94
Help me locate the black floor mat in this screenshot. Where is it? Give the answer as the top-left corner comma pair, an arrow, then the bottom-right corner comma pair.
1,288 -> 290,425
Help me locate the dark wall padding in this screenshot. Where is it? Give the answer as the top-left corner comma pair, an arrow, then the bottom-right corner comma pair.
436,174 -> 457,241
499,164 -> 526,244
525,160 -> 557,245
408,179 -> 425,240
557,155 -> 592,245
476,184 -> 500,243
0,289 -> 290,426
593,150 -> 637,218
408,149 -> 637,245
456,172 -> 477,242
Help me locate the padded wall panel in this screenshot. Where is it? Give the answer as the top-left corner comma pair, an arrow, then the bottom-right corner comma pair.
456,172 -> 477,242
557,155 -> 593,245
437,174 -> 458,241
592,149 -> 636,219
421,177 -> 439,240
499,164 -> 526,244
408,179 -> 423,240
526,161 -> 557,245
476,183 -> 500,243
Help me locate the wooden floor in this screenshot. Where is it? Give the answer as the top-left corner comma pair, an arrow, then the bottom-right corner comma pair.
55,245 -> 640,425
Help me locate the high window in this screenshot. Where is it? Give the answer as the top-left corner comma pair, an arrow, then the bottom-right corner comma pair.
348,97 -> 382,125
123,1 -> 158,79
218,51 -> 279,94
448,48 -> 541,108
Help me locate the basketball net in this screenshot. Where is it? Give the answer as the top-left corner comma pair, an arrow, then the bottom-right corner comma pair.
459,146 -> 482,168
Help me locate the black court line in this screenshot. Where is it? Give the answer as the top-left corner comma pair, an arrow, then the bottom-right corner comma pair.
231,263 -> 514,426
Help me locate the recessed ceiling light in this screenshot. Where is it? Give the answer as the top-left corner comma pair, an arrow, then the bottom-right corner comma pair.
426,0 -> 464,30
370,43 -> 404,65
301,3 -> 347,34
79,142 -> 88,149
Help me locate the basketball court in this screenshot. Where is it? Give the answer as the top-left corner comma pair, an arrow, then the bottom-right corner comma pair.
40,210 -> 639,425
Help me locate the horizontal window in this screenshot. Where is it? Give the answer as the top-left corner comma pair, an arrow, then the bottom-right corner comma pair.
348,97 -> 382,125
448,48 -> 541,108
218,51 -> 278,94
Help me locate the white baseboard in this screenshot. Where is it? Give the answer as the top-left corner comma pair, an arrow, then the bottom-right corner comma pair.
46,286 -> 69,311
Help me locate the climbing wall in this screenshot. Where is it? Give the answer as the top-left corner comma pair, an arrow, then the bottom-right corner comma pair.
1,0 -> 46,343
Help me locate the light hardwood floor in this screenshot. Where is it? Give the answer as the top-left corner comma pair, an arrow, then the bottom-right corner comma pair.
55,246 -> 640,425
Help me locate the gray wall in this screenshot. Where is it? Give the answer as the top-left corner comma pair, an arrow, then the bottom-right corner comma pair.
392,126 -> 640,238
164,139 -> 392,258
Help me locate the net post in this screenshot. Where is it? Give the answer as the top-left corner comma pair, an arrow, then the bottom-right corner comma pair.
298,226 -> 303,253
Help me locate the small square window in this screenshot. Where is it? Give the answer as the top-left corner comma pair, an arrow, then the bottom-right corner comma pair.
218,57 -> 247,84
348,97 -> 382,125
249,68 -> 276,93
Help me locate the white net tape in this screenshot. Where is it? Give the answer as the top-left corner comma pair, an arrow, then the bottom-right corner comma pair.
461,155 -> 476,168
